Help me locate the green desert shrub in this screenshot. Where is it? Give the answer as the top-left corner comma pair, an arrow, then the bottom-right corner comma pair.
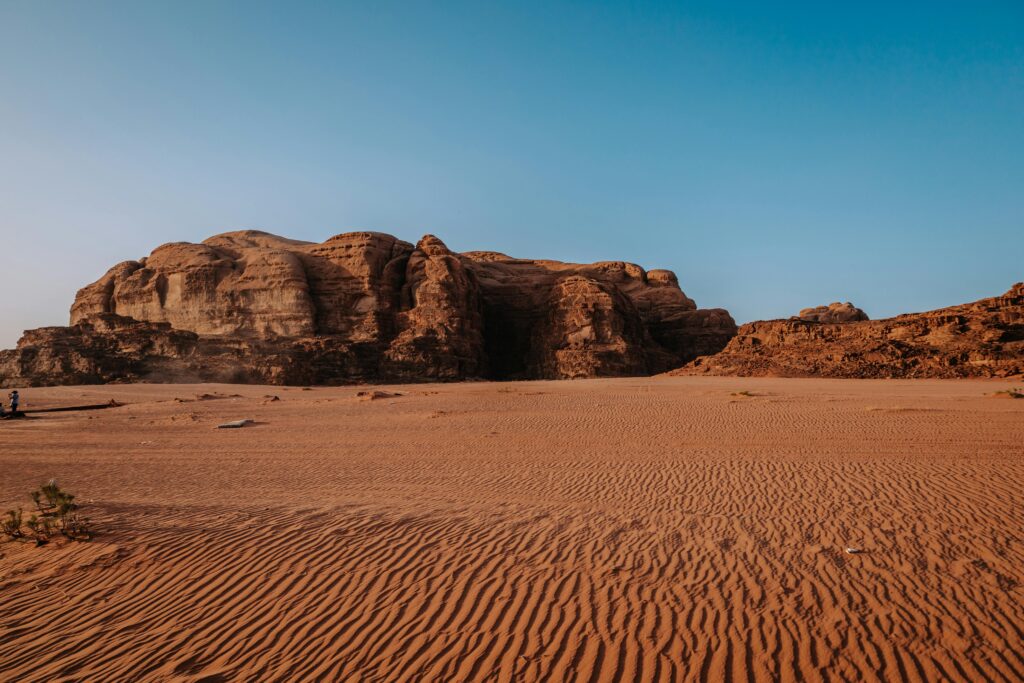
25,514 -> 57,545
31,480 -> 63,512
4,480 -> 91,543
2,509 -> 24,538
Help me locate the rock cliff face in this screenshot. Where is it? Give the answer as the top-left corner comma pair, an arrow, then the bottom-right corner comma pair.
1,230 -> 736,386
677,284 -> 1024,379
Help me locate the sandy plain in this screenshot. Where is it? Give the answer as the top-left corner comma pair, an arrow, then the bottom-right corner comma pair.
0,376 -> 1022,682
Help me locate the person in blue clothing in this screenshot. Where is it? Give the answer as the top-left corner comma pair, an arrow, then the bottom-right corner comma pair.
8,390 -> 19,415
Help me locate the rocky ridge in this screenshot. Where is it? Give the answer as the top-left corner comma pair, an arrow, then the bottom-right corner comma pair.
677,284 -> 1024,379
1,230 -> 736,386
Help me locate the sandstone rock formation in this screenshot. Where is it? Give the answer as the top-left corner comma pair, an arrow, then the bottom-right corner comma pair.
797,301 -> 869,324
1,230 -> 736,386
677,284 -> 1024,379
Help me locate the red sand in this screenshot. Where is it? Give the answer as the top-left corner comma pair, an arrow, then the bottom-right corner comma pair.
1,377 -> 1022,681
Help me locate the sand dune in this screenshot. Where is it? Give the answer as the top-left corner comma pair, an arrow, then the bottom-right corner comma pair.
1,377 -> 1022,681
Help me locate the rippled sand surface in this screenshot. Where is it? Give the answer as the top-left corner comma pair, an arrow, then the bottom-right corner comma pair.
1,377 -> 1022,682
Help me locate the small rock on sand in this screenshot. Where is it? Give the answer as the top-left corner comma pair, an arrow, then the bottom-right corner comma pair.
357,390 -> 403,401
217,419 -> 255,429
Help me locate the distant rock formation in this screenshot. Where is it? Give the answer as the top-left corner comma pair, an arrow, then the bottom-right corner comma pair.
676,284 -> 1024,378
0,230 -> 737,386
797,301 -> 869,324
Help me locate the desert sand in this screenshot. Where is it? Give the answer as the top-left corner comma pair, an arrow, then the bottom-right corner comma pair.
1,377 -> 1022,682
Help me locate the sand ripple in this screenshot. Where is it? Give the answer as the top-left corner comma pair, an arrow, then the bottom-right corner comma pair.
1,377 -> 1022,681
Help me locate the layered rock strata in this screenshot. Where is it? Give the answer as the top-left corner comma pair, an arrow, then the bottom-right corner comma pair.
1,230 -> 736,386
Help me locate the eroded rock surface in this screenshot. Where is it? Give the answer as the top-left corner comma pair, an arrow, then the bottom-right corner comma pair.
797,302 -> 869,324
2,230 -> 736,386
677,284 -> 1024,378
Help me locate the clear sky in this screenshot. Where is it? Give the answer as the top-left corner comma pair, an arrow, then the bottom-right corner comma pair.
1,1 -> 1022,348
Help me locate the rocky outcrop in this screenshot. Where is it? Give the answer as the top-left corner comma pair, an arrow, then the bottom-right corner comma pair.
528,275 -> 649,379
677,284 -> 1024,379
382,235 -> 486,380
462,254 -> 735,379
0,315 -> 204,387
1,230 -> 736,386
797,302 -> 868,324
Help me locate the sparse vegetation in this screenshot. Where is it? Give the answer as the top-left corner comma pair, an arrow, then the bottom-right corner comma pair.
2,509 -> 24,538
32,480 -> 63,513
993,387 -> 1023,399
2,480 -> 91,544
25,514 -> 57,545
731,390 -> 755,397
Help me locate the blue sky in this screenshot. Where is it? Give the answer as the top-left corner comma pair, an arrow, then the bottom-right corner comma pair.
1,1 -> 1021,348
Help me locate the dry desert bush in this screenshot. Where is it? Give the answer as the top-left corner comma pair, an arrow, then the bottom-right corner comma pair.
2,480 -> 90,545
